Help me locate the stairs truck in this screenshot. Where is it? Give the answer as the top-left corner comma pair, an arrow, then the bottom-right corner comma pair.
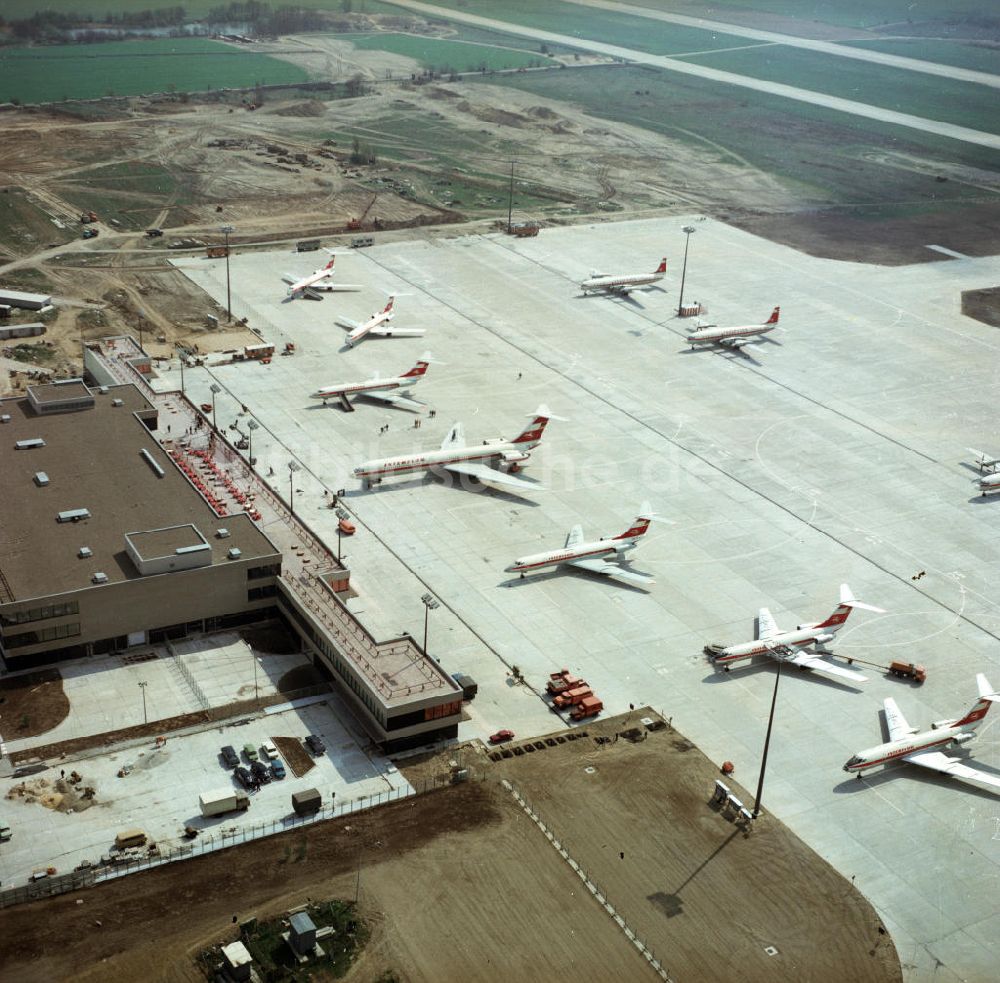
552,685 -> 593,711
571,696 -> 603,721
199,788 -> 250,817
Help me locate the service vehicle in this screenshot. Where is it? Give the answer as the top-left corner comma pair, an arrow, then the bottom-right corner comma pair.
271,758 -> 286,779
199,789 -> 250,817
243,742 -> 259,761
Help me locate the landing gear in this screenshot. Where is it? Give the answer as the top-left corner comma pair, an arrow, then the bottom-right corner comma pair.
519,573 -> 525,579
855,772 -> 863,781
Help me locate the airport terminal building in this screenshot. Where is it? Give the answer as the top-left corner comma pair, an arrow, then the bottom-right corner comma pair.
0,381 -> 282,668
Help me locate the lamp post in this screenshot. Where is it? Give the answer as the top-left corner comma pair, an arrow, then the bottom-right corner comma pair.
288,460 -> 301,515
677,225 -> 696,317
253,655 -> 259,703
176,344 -> 185,394
421,592 -> 439,655
220,224 -> 235,323
247,418 -> 258,468
209,382 -> 221,432
752,657 -> 782,819
138,680 -> 148,725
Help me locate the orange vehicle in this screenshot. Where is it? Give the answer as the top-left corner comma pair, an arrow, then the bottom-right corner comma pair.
338,519 -> 356,535
546,669 -> 584,695
570,696 -> 603,721
552,685 -> 593,710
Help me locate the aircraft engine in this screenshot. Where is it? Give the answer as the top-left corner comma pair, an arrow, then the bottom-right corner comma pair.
931,719 -> 956,730
813,632 -> 835,645
500,450 -> 529,472
952,732 -> 975,744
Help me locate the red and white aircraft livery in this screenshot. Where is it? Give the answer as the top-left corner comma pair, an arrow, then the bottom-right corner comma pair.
705,584 -> 884,682
506,504 -> 659,586
282,254 -> 361,300
844,674 -> 1000,789
336,295 -> 425,347
580,258 -> 667,296
686,306 -> 780,349
968,448 -> 1000,495
354,406 -> 555,492
311,353 -> 431,412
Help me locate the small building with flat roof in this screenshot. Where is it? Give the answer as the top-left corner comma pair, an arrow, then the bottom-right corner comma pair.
0,289 -> 52,311
0,382 -> 281,668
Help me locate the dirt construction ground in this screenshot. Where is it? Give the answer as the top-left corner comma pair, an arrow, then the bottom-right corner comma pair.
0,713 -> 900,983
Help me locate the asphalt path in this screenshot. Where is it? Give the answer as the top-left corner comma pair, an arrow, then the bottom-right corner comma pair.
389,0 -> 1000,151
569,0 -> 1000,89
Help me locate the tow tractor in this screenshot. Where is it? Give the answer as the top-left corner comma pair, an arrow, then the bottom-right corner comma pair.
842,656 -> 926,683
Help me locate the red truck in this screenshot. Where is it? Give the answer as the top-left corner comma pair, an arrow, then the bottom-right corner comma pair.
553,686 -> 593,711
888,661 -> 926,683
571,696 -> 603,721
546,669 -> 584,696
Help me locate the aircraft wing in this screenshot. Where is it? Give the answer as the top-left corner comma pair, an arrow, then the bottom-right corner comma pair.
443,459 -> 542,491
282,274 -> 298,286
757,608 -> 780,640
565,524 -> 584,548
903,750 -> 1000,790
368,325 -> 427,338
788,653 -> 868,682
367,390 -> 424,409
336,316 -> 361,330
441,422 -> 465,449
568,557 -> 654,585
883,697 -> 917,742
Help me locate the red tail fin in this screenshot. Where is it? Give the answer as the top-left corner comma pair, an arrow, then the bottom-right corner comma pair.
766,306 -> 780,325
401,360 -> 429,379
513,410 -> 551,445
615,517 -> 650,540
814,603 -> 851,630
655,258 -> 667,274
953,697 -> 993,729
382,297 -> 395,314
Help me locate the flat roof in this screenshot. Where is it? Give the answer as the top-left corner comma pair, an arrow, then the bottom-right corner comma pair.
0,384 -> 279,602
0,289 -> 51,303
127,525 -> 206,558
28,380 -> 91,404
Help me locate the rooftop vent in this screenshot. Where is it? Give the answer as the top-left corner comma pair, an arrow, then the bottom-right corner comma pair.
34,472 -> 49,487
227,547 -> 242,560
78,546 -> 92,558
139,448 -> 165,478
57,508 -> 90,523
0,414 -> 10,424
15,438 -> 45,450
99,386 -> 109,395
92,572 -> 108,584
111,398 -> 124,407
217,528 -> 231,538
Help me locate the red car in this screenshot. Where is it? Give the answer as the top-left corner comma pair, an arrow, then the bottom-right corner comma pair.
489,729 -> 515,745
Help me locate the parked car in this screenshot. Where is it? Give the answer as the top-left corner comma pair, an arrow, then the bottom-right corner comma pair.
304,734 -> 325,755
243,743 -> 259,761
221,745 -> 239,768
234,766 -> 256,790
489,729 -> 515,745
261,741 -> 278,761
250,760 -> 270,784
271,758 -> 286,779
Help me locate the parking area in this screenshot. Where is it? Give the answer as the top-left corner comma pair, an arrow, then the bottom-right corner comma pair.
0,696 -> 410,886
171,220 -> 1000,982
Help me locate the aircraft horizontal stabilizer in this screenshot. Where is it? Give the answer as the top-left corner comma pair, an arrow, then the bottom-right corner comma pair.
840,584 -> 886,614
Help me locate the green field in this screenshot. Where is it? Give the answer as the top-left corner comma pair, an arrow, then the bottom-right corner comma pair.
477,64 -> 1000,208
0,38 -> 308,104
673,43 -> 1000,136
0,189 -> 75,256
336,31 -> 555,72
842,38 -> 1000,74
622,0 -> 999,30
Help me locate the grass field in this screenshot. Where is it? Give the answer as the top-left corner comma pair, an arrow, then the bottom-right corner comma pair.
478,64 -> 1000,209
0,188 -> 75,255
624,0 -> 998,30
675,43 -> 1000,137
336,31 -> 556,73
842,37 -> 1000,74
0,38 -> 308,104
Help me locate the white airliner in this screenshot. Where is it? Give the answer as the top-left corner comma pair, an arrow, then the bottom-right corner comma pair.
844,675 -> 1000,789
282,254 -> 361,300
311,354 -> 431,412
336,295 -> 425,347
580,258 -> 667,296
968,448 -> 1000,494
705,584 -> 884,682
506,504 -> 659,586
354,406 -> 555,491
686,306 -> 781,348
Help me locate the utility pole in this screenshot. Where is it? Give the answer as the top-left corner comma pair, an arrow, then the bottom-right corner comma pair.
220,224 -> 235,323
138,680 -> 148,725
507,160 -> 515,234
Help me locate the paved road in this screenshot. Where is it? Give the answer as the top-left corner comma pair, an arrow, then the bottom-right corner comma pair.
570,0 -> 1000,89
390,0 -> 1000,151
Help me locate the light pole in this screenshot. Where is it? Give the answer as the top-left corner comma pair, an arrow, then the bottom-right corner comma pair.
421,592 -> 439,655
210,382 -> 221,432
253,655 -> 259,703
288,460 -> 301,515
220,224 -> 235,323
507,160 -> 515,234
677,225 -> 696,317
752,658 -> 782,819
176,344 -> 185,394
247,418 -> 258,467
138,680 -> 148,725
